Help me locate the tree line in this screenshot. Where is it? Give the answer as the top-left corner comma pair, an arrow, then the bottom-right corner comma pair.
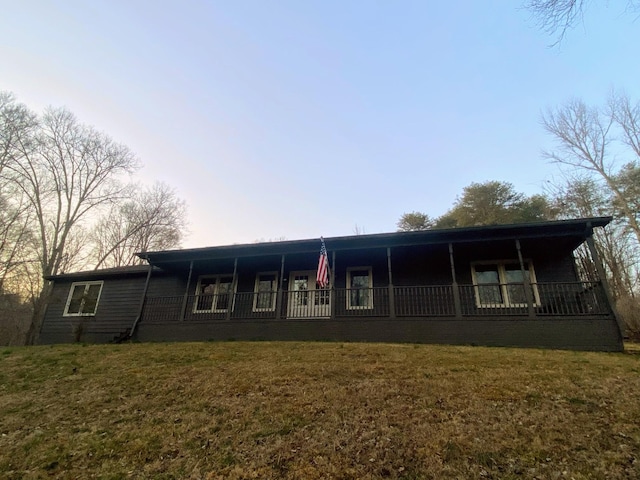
398,92 -> 640,338
0,92 -> 187,345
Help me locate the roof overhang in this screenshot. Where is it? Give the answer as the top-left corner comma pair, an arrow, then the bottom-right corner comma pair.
137,217 -> 612,267
45,264 -> 156,282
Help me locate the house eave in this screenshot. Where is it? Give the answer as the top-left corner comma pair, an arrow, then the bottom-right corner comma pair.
136,216 -> 612,265
44,265 -> 156,282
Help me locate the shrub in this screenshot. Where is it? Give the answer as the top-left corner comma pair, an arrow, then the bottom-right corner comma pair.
616,295 -> 640,341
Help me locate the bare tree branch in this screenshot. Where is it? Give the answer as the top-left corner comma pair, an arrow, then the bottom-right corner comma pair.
90,182 -> 187,269
542,95 -> 640,245
610,92 -> 640,159
546,174 -> 639,300
525,0 -> 640,45
526,0 -> 586,44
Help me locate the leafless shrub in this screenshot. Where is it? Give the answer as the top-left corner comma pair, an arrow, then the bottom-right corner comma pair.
616,295 -> 640,341
0,293 -> 31,346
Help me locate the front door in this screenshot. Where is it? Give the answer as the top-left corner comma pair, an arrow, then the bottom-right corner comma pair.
287,271 -> 331,318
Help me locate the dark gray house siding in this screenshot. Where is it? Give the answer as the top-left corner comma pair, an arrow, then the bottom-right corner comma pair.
39,217 -> 624,351
40,269 -> 149,344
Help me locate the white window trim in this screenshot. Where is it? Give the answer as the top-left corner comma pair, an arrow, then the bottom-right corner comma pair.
471,260 -> 540,308
346,266 -> 373,310
63,281 -> 104,317
193,275 -> 236,313
252,271 -> 279,312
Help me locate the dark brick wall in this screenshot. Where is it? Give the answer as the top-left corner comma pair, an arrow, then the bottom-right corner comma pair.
136,317 -> 623,351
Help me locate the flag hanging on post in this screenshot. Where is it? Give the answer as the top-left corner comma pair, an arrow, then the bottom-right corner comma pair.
316,237 -> 330,288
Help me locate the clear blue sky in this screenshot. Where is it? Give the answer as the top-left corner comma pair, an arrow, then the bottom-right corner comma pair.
1,1 -> 639,248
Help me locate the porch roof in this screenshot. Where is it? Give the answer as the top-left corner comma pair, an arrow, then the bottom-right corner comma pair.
136,217 -> 611,266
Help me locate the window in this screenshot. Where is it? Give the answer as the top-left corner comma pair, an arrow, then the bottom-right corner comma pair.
347,267 -> 373,309
472,261 -> 539,307
64,281 -> 103,316
253,272 -> 278,311
194,276 -> 234,312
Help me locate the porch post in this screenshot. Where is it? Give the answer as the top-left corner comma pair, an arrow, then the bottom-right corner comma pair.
330,251 -> 336,319
227,258 -> 238,321
180,260 -> 194,321
448,243 -> 462,317
276,255 -> 285,319
515,239 -> 535,318
387,248 -> 396,318
585,225 -> 623,335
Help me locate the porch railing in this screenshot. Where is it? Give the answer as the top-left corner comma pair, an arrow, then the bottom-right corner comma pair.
140,281 -> 611,323
394,286 -> 456,316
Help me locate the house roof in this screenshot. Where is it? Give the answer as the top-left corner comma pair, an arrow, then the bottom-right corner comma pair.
44,217 -> 611,280
45,264 -> 156,281
136,216 -> 612,265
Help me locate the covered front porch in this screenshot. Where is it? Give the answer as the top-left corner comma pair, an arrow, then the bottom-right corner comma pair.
131,217 -> 622,350
140,280 -> 612,323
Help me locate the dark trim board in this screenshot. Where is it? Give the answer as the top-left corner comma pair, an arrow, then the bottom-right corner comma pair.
135,316 -> 623,352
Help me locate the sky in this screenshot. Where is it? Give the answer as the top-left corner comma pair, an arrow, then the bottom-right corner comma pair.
1,1 -> 639,248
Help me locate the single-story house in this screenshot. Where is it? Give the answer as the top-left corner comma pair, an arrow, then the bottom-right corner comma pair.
39,217 -> 624,351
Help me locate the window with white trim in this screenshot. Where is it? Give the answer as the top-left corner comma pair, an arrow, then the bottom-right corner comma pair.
253,272 -> 278,311
64,281 -> 103,316
347,267 -> 373,309
472,261 -> 539,307
194,275 -> 234,312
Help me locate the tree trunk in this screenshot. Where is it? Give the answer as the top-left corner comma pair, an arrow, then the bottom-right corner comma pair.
24,281 -> 52,345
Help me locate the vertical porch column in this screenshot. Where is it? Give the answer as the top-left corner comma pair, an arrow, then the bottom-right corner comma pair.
226,258 -> 238,321
180,260 -> 194,321
448,243 -> 462,317
515,239 -> 535,318
386,248 -> 396,319
585,225 -> 623,335
276,254 -> 285,320
329,251 -> 336,319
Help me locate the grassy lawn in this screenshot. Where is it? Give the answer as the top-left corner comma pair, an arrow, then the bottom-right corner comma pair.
1,342 -> 639,479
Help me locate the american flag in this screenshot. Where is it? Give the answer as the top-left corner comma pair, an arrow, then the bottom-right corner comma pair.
316,237 -> 330,288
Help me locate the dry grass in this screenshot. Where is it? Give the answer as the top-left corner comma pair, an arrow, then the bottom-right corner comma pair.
1,342 -> 639,479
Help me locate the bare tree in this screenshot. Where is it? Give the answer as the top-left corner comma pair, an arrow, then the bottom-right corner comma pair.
0,94 -> 37,289
542,93 -> 640,246
353,224 -> 366,235
547,175 -> 639,299
253,237 -> 288,243
2,105 -> 139,343
0,93 -> 39,344
90,182 -> 187,269
1,91 -> 194,343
